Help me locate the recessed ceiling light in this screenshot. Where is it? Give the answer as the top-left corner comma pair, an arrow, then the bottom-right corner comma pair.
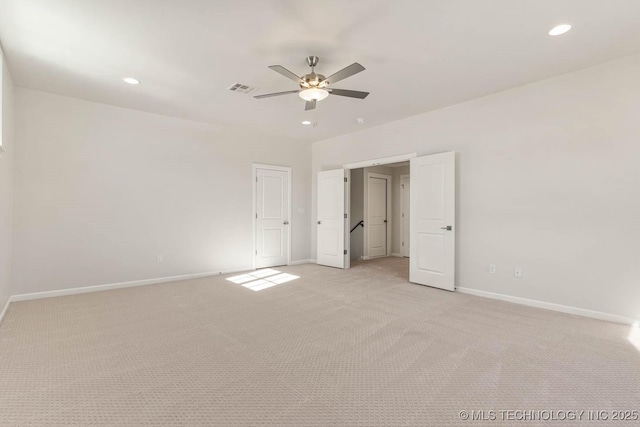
123,77 -> 140,85
301,120 -> 312,125
548,24 -> 572,36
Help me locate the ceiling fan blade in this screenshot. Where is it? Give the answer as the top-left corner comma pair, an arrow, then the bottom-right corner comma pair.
328,89 -> 369,99
268,65 -> 303,83
305,100 -> 317,111
254,90 -> 300,99
324,63 -> 365,84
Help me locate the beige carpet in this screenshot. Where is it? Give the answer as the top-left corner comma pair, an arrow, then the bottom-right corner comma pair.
1,257 -> 639,426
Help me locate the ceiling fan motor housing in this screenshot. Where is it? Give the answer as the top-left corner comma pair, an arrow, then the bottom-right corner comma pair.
301,73 -> 326,88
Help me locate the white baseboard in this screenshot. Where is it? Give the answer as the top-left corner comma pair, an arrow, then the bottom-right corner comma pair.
0,297 -> 11,326
457,287 -> 639,326
289,259 -> 313,266
362,255 -> 403,260
10,267 -> 252,303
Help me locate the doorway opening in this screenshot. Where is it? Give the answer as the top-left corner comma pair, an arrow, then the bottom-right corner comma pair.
348,162 -> 409,263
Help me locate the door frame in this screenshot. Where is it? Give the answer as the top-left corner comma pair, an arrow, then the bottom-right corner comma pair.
334,152 -> 456,290
400,174 -> 410,257
252,164 -> 292,270
364,172 -> 392,259
343,153 -> 417,170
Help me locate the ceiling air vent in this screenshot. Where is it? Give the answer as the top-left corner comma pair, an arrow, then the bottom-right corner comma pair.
227,83 -> 257,95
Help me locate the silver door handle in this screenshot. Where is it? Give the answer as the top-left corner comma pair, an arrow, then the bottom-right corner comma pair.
283,221 -> 289,225
441,226 -> 452,231
317,221 -> 321,225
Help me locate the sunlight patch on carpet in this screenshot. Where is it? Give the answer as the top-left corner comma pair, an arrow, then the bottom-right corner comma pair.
226,269 -> 299,291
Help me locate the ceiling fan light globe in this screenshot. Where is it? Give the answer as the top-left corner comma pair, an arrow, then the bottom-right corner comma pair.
299,88 -> 329,102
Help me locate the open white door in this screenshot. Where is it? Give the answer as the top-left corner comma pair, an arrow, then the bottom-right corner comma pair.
410,152 -> 455,291
317,169 -> 349,269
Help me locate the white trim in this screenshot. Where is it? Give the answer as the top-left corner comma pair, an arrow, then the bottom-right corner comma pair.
10,268 -> 252,302
343,153 -> 417,170
0,297 -> 10,326
0,47 -> 4,152
252,164 -> 292,269
457,287 -> 639,326
391,253 -> 402,257
289,259 -> 313,266
344,169 -> 351,270
399,174 -> 410,258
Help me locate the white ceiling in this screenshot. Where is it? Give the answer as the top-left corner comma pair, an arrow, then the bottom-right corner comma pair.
1,0 -> 640,143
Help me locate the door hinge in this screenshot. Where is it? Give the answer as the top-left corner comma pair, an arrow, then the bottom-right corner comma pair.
255,250 -> 257,255
344,213 -> 348,218
344,250 -> 348,255
256,177 -> 258,182
344,177 -> 348,182
402,213 -> 404,218
401,184 -> 404,189
256,213 -> 258,219
402,242 -> 404,246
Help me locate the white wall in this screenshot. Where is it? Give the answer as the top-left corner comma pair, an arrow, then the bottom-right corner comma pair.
312,54 -> 640,321
13,89 -> 311,295
0,55 -> 15,309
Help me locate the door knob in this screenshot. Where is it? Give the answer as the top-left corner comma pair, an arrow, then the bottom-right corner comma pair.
384,219 -> 388,223
441,225 -> 452,231
317,221 -> 321,225
283,221 -> 289,225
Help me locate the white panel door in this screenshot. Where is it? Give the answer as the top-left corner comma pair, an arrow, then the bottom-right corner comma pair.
317,169 -> 348,268
401,175 -> 410,258
256,168 -> 289,268
368,176 -> 388,258
410,152 -> 455,291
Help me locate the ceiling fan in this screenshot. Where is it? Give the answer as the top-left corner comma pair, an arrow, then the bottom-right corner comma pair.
254,56 -> 369,111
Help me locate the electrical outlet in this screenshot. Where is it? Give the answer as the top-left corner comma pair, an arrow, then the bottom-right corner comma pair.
489,264 -> 496,274
157,255 -> 164,263
514,267 -> 522,278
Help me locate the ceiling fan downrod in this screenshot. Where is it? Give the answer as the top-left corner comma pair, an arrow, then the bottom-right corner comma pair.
306,55 -> 319,71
